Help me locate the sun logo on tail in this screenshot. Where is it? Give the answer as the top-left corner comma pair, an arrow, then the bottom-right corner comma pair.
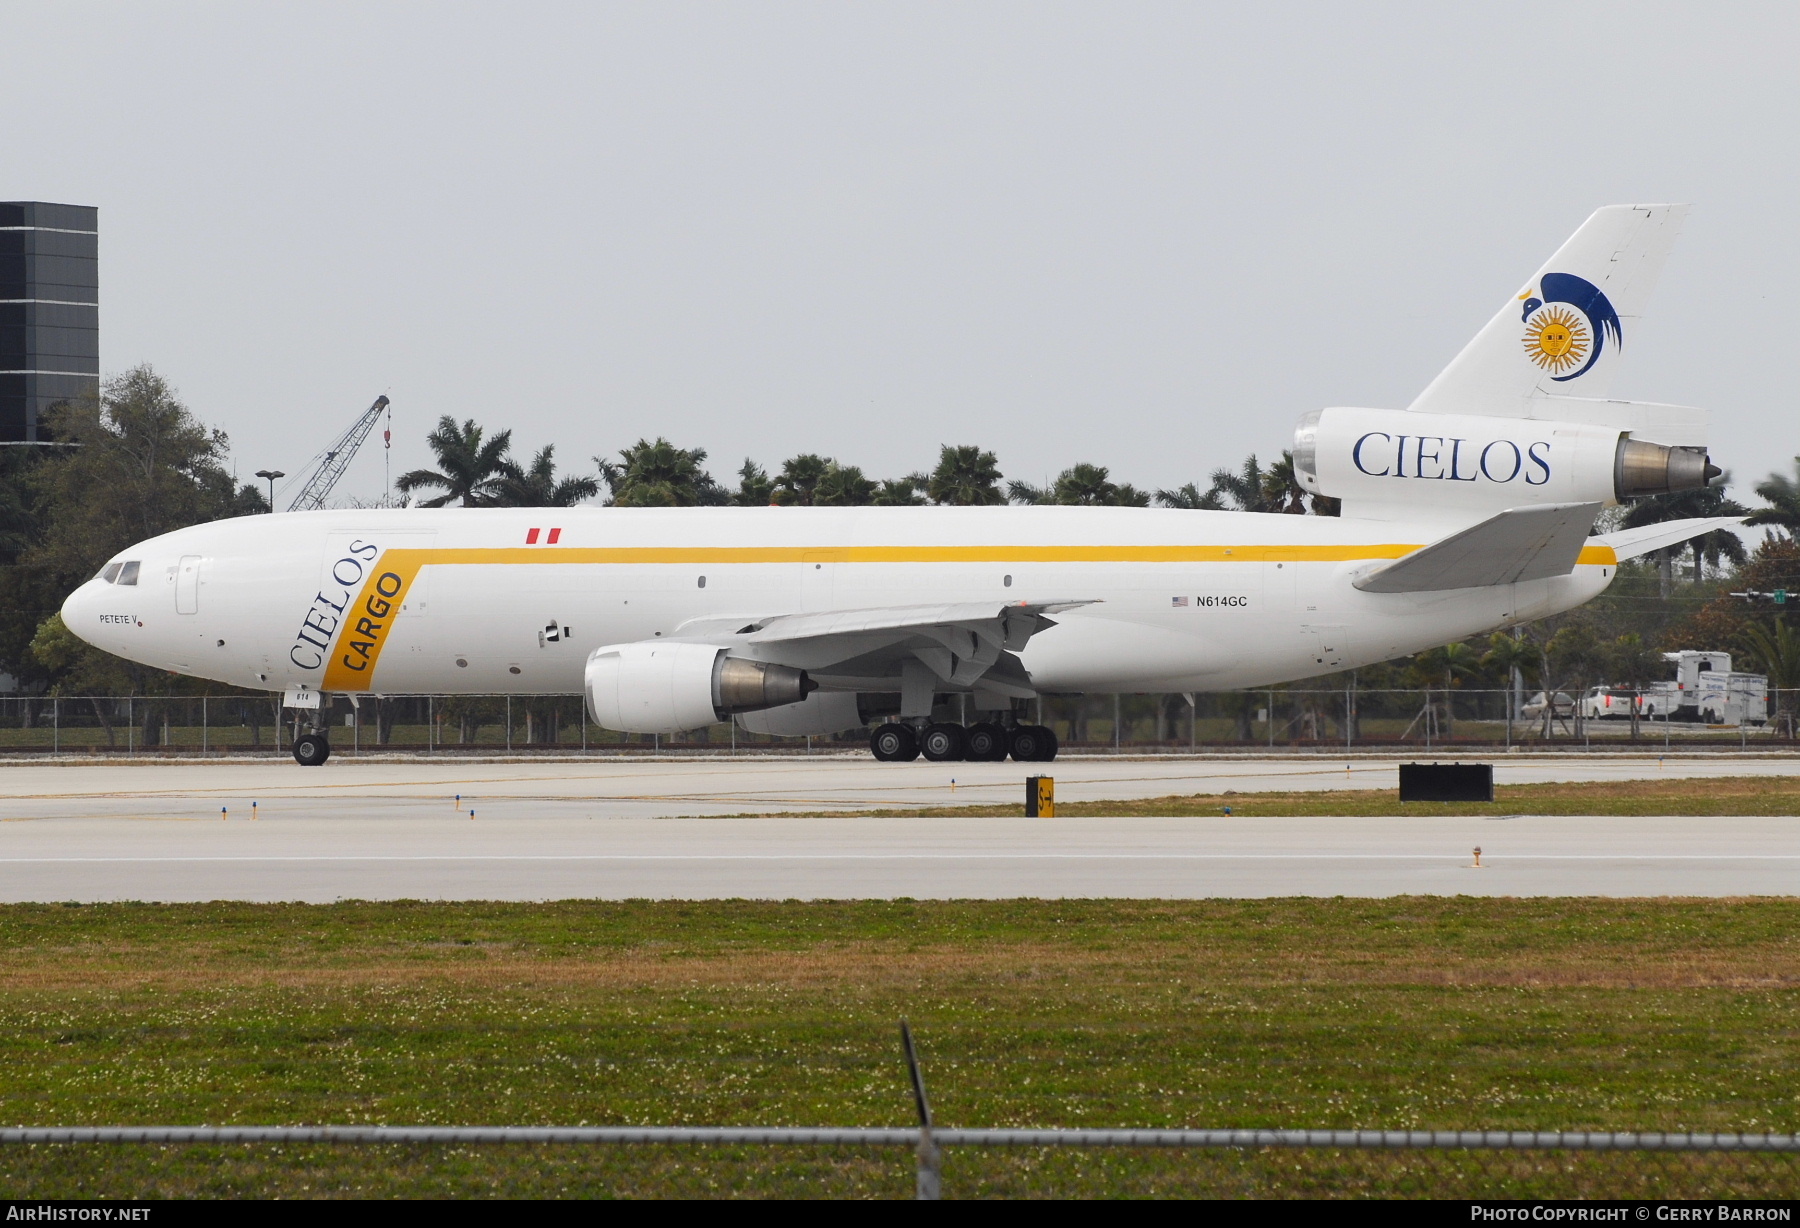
1517,272 -> 1621,382
1522,304 -> 1590,374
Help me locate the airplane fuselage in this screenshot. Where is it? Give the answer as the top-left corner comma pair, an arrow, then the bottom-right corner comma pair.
61,505 -> 1615,698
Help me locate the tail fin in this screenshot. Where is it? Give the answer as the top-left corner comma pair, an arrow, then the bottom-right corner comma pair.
1409,205 -> 1688,418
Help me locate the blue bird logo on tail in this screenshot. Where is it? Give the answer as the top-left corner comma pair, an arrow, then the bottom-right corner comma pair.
1519,273 -> 1621,382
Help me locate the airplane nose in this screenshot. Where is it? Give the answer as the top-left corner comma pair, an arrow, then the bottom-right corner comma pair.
59,579 -> 105,647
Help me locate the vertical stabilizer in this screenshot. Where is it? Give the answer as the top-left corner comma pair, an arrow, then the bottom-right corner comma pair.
1409,205 -> 1687,418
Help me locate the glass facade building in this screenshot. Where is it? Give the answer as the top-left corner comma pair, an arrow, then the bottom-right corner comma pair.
0,202 -> 98,443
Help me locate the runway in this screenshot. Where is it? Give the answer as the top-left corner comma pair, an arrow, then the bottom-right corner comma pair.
0,812 -> 1794,901
0,755 -> 1795,900
3,752 -> 1797,822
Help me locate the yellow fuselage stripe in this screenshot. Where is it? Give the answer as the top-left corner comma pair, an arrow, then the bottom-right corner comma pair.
320,542 -> 1619,691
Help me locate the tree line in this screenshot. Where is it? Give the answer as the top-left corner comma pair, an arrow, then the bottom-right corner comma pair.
397,415 -> 1342,515
7,362 -> 1800,735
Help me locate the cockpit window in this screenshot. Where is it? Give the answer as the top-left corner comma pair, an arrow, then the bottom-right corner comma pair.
116,561 -> 140,586
100,562 -> 122,583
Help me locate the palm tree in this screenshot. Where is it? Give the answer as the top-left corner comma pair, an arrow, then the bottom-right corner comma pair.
771,454 -> 832,506
1481,630 -> 1538,736
1207,455 -> 1273,513
492,444 -> 600,508
1620,482 -> 1749,595
1747,459 -> 1800,540
1154,482 -> 1226,510
396,416 -> 513,507
1162,454 -> 1335,514
1410,641 -> 1482,740
1693,520 -> 1749,581
1607,631 -> 1659,739
1009,463 -> 1150,506
597,438 -> 724,507
927,445 -> 1005,506
814,463 -> 877,507
1740,615 -> 1800,737
734,460 -> 775,506
1261,452 -> 1309,514
1546,622 -> 1605,737
872,475 -> 927,506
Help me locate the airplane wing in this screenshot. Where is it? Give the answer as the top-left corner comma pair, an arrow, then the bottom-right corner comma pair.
1592,516 -> 1746,562
671,599 -> 1099,694
1354,502 -> 1602,594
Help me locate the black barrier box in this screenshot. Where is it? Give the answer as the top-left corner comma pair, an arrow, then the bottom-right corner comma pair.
1399,762 -> 1494,802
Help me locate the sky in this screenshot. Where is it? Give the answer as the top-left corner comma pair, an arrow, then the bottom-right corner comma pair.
4,2 -> 1797,508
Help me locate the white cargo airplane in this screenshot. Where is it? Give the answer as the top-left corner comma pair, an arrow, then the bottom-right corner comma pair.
64,205 -> 1741,765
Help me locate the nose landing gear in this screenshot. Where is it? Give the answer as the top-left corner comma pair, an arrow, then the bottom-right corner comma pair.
292,732 -> 331,766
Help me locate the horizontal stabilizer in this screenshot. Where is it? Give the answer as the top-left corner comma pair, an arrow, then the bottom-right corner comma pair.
1355,502 -> 1601,593
1593,516 -> 1745,562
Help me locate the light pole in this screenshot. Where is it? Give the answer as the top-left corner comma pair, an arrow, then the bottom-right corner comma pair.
254,469 -> 284,513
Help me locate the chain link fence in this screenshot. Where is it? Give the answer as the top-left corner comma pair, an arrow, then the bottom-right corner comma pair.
6,1126 -> 1798,1199
0,688 -> 1792,755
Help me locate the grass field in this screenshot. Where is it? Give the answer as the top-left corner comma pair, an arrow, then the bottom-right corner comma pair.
2,898 -> 1799,1198
824,773 -> 1800,819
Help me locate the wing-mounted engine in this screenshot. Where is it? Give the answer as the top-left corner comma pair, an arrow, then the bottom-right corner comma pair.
649,598 -> 1099,737
585,641 -> 816,734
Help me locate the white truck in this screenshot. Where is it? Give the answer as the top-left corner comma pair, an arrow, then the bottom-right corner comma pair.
1579,686 -> 1656,721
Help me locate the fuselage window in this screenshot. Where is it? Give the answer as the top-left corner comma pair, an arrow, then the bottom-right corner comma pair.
117,561 -> 141,586
100,562 -> 122,583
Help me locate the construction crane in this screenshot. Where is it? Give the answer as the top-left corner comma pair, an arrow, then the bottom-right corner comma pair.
285,396 -> 391,512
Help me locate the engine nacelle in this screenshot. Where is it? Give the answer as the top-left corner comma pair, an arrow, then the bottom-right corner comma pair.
734,691 -> 900,737
585,641 -> 816,734
1293,407 -> 1717,515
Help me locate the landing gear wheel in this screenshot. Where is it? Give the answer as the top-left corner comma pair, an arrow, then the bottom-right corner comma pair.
292,732 -> 331,766
1008,724 -> 1057,762
920,722 -> 968,762
870,723 -> 920,762
964,721 -> 1009,761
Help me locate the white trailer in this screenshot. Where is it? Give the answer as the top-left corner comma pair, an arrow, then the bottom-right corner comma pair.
1646,651 -> 1769,726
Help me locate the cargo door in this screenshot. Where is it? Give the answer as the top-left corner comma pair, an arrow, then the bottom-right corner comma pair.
801,550 -> 840,612
175,555 -> 201,614
1263,549 -> 1298,611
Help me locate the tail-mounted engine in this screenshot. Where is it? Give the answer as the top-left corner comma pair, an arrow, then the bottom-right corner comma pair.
586,641 -> 816,734
1293,407 -> 1718,515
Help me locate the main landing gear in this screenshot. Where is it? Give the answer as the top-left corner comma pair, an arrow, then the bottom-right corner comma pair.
868,720 -> 1056,763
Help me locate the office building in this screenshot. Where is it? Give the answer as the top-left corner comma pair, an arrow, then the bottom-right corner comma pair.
0,202 -> 98,443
